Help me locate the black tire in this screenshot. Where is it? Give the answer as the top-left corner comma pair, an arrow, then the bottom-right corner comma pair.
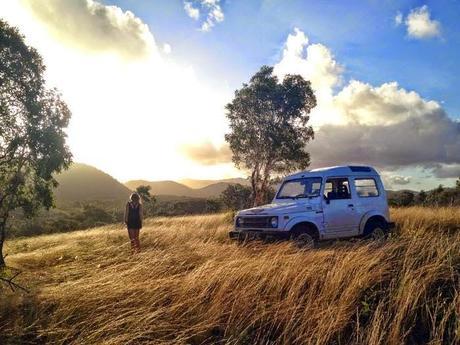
363,219 -> 387,241
236,232 -> 247,245
290,225 -> 318,249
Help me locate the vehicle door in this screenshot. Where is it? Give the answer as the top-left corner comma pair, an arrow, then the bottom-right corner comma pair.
352,177 -> 385,231
322,177 -> 361,237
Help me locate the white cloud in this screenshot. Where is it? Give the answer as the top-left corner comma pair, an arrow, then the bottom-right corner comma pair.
184,2 -> 200,20
394,11 -> 403,26
389,175 -> 412,185
274,27 -> 344,126
332,80 -> 441,126
405,5 -> 441,39
183,0 -> 224,32
21,0 -> 157,59
273,28 -> 460,174
163,43 -> 172,54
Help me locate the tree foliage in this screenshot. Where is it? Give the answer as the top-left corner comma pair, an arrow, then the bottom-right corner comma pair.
220,184 -> 252,211
225,66 -> 316,206
135,185 -> 156,216
388,181 -> 460,207
0,20 -> 72,266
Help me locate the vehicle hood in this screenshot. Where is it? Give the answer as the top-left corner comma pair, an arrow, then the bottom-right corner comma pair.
238,200 -> 320,216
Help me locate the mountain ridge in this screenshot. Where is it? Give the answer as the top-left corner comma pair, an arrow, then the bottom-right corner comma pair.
54,163 -> 131,205
124,179 -> 248,198
54,163 -> 248,203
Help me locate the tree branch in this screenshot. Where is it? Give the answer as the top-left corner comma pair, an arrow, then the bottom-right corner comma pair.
0,266 -> 29,293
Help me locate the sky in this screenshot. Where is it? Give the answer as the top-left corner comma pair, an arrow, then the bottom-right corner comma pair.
1,0 -> 459,190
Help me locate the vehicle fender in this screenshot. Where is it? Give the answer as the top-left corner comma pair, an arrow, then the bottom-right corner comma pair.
284,216 -> 322,234
359,211 -> 388,235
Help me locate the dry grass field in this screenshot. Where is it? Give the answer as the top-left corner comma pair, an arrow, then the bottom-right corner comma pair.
1,207 -> 459,344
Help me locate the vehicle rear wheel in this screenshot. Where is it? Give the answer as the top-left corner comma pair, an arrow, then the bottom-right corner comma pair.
371,226 -> 386,241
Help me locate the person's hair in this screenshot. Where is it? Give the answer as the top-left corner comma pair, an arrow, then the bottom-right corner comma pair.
130,192 -> 141,204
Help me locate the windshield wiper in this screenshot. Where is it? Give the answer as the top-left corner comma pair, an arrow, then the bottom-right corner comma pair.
295,193 -> 319,199
294,193 -> 308,199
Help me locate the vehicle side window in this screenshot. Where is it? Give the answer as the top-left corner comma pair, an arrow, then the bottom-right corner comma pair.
324,178 -> 351,200
354,178 -> 379,197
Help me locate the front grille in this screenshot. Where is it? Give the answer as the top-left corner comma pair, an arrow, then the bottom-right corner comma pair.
240,216 -> 271,228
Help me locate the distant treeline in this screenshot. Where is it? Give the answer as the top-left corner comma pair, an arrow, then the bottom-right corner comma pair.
388,184 -> 460,207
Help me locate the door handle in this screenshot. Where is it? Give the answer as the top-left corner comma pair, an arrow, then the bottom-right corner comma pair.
348,204 -> 354,207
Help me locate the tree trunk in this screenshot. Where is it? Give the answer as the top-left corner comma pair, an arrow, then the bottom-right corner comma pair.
0,222 -> 5,267
251,168 -> 259,207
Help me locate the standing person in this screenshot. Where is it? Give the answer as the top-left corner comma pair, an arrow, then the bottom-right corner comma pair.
124,193 -> 143,253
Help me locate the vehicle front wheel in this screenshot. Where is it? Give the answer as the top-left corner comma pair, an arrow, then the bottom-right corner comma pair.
237,232 -> 247,245
291,232 -> 316,249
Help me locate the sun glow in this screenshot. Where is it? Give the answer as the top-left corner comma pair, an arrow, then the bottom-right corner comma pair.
0,0 -> 239,181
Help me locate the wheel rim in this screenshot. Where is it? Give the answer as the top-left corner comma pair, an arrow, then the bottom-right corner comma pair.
371,227 -> 385,241
295,233 -> 314,248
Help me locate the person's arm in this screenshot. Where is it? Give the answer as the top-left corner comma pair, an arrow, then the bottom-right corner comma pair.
124,203 -> 129,224
139,204 -> 144,224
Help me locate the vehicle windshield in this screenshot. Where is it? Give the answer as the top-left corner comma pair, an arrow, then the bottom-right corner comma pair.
276,177 -> 322,199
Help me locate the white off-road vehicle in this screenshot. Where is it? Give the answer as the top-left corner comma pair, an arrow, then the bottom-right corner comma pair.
229,166 -> 395,247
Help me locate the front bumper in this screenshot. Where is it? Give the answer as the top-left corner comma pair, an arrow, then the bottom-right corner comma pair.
229,229 -> 290,240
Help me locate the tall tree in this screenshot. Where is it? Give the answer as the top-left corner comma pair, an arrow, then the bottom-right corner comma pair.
225,66 -> 316,206
0,20 -> 72,267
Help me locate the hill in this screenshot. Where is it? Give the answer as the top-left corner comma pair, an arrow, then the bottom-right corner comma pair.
54,163 -> 131,205
124,180 -> 195,197
124,179 -> 247,198
1,207 -> 459,344
179,178 -> 249,189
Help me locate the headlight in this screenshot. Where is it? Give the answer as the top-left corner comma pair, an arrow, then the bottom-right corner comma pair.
270,216 -> 278,228
235,217 -> 241,227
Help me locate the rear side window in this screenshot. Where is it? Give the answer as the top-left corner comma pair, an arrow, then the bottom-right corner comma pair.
354,178 -> 379,197
324,178 -> 351,200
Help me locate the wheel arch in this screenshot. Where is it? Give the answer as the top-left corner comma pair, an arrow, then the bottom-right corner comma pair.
288,221 -> 320,240
360,212 -> 388,235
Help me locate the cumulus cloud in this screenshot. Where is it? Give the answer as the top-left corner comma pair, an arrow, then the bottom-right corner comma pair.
333,80 -> 441,126
183,0 -> 224,32
273,28 -> 460,175
274,28 -> 343,106
22,0 -> 156,59
307,80 -> 460,170
404,6 -> 441,39
163,43 -> 172,54
394,12 -> 403,26
184,2 -> 200,20
181,142 -> 232,165
389,175 -> 412,185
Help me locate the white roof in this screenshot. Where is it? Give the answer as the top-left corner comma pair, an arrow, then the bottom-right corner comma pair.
285,165 -> 379,180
